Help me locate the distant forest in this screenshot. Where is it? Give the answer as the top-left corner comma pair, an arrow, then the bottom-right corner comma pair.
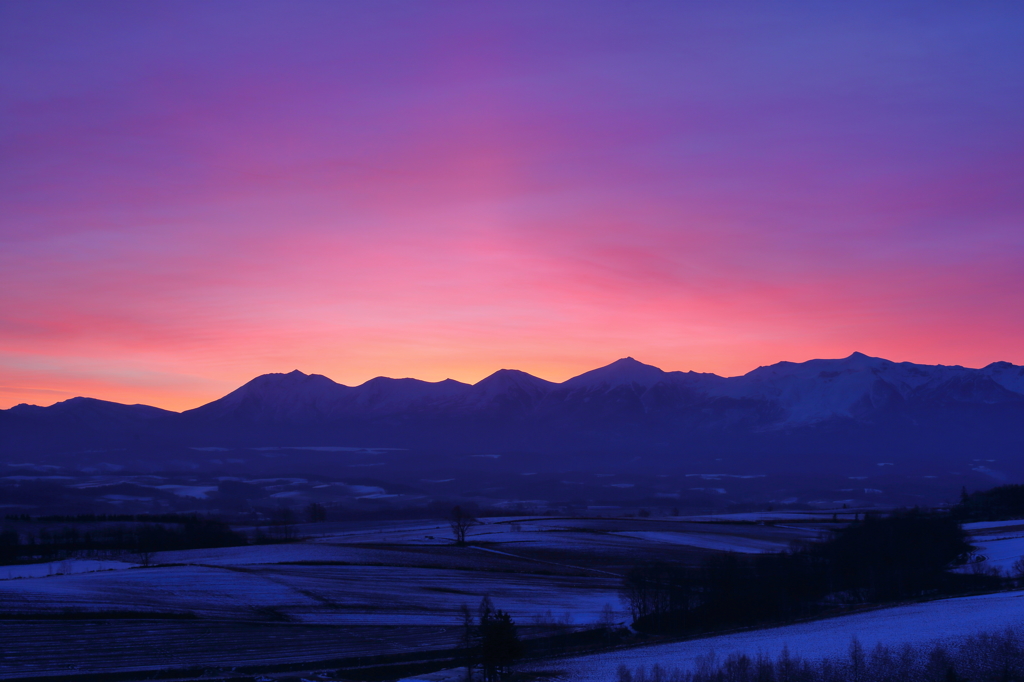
0,513 -> 248,565
954,483 -> 1024,522
620,509 -> 997,636
620,483 -> 1024,638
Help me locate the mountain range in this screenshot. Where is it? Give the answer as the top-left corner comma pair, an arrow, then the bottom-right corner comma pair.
2,353 -> 1022,478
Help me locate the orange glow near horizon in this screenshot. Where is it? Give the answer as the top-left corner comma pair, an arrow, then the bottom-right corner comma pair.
2,3 -> 1022,411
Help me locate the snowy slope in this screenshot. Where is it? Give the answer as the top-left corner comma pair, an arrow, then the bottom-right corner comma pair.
524,590 -> 1024,681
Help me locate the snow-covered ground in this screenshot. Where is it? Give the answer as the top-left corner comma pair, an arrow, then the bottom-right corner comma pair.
519,591 -> 1024,681
610,531 -> 794,553
973,536 -> 1024,572
156,541 -> 398,565
0,558 -> 136,580
0,560 -> 619,625
963,524 -> 1024,573
951,520 -> 1024,573
964,519 -> 1024,532
4,512 -> 1022,679
679,512 -> 836,523
312,521 -> 454,545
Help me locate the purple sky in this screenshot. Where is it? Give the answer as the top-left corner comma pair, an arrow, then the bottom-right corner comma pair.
1,1 -> 1022,410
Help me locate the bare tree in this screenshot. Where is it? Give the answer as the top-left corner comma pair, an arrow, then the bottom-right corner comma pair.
1012,556 -> 1024,582
269,506 -> 297,540
132,547 -> 154,567
305,502 -> 327,523
449,505 -> 477,545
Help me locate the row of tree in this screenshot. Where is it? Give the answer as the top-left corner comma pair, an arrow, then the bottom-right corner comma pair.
0,517 -> 247,564
954,483 -> 1024,522
621,510 -> 984,633
0,502 -> 336,564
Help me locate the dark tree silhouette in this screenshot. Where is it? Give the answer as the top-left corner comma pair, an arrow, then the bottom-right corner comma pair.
305,502 -> 326,523
480,606 -> 522,681
268,507 -> 297,540
1012,556 -> 1024,581
459,603 -> 474,682
954,483 -> 1024,522
132,545 -> 155,567
620,562 -> 696,622
624,509 -> 979,635
449,505 -> 476,544
458,596 -> 521,681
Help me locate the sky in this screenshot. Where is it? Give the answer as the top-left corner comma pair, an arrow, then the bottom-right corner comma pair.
1,1 -> 1022,411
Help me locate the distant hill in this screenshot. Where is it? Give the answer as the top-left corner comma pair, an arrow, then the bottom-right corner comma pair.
2,354 -> 1022,477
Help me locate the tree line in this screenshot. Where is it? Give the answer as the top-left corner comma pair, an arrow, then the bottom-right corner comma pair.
3,512 -> 215,524
621,510 -> 987,634
0,517 -> 247,564
953,483 -> 1024,522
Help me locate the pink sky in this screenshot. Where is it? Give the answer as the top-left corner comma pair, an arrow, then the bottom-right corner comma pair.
1,2 -> 1022,411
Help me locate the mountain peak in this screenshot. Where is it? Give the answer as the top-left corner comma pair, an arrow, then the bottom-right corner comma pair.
186,370 -> 345,417
564,357 -> 666,389
244,369 -> 337,387
478,368 -> 548,382
475,368 -> 554,390
836,351 -> 887,369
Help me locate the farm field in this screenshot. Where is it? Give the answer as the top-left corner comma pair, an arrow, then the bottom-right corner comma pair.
0,620 -> 460,678
0,514 -> 811,678
2,512 -> 1005,679
961,520 -> 1024,573
519,590 -> 1024,682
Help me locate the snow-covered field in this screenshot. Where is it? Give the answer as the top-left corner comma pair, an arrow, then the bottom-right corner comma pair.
522,590 -> 1024,681
0,621 -> 459,678
0,558 -> 135,580
5,512 -> 1006,679
963,520 -> 1024,573
0,515 -> 630,677
309,520 -> 454,545
964,520 -> 1024,532
0,558 -> 619,625
0,514 -> 820,628
156,541 -> 401,565
974,536 -> 1024,572
610,531 -> 794,553
294,516 -> 821,559
679,512 -> 837,523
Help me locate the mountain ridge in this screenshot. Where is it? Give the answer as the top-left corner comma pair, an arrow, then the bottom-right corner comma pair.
2,354 -> 1021,465
15,352 -> 1023,412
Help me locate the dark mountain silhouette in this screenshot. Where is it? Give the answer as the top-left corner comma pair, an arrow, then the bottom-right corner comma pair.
0,397 -> 174,454
2,354 -> 1022,477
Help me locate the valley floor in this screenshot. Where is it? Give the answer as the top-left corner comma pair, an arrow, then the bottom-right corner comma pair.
0,512 -> 1018,680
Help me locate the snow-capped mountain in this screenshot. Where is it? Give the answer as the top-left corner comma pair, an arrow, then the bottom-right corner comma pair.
701,352 -> 1024,425
2,354 -> 1021,464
